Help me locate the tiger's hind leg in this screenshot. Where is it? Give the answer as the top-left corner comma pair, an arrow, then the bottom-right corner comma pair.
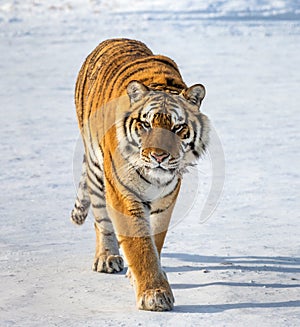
71,155 -> 91,225
85,153 -> 124,273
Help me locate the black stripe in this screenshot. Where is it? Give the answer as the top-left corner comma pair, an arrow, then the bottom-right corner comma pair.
87,149 -> 102,172
86,157 -> 102,181
165,176 -> 177,187
87,171 -> 104,191
92,203 -> 106,209
99,41 -> 133,84
149,95 -> 164,103
86,158 -> 103,180
136,168 -> 151,184
151,206 -> 170,215
148,103 -> 161,110
96,40 -> 152,109
107,62 -> 148,99
117,66 -> 148,86
161,178 -> 180,199
190,120 -> 198,150
87,162 -> 104,186
104,168 -> 115,192
86,119 -> 94,151
76,62 -> 89,129
150,180 -> 180,215
94,171 -> 104,187
128,118 -> 139,147
166,95 -> 179,106
155,57 -> 179,71
95,218 -> 112,224
86,119 -> 103,170
128,207 -> 144,216
128,117 -> 135,137
101,42 -> 147,90
102,231 -> 114,237
84,42 -> 117,115
198,114 -> 204,141
78,177 -> 88,189
109,152 -> 143,201
108,65 -> 149,100
123,113 -> 136,147
142,201 -> 151,210
96,129 -> 105,159
88,186 -> 104,199
75,202 -> 83,210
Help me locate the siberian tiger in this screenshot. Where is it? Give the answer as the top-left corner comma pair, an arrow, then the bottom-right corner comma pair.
71,38 -> 209,311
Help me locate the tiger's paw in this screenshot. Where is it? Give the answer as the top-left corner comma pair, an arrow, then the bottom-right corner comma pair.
93,255 -> 124,273
138,288 -> 175,311
70,208 -> 87,225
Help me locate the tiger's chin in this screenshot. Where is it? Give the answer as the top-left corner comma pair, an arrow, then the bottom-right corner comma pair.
142,165 -> 178,185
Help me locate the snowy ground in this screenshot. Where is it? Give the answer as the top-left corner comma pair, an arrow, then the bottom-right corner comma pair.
0,1 -> 300,326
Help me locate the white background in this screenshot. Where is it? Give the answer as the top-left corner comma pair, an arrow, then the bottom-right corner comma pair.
0,1 -> 299,326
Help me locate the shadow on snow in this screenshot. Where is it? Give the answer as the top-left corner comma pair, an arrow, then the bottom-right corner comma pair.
162,252 -> 300,313
174,300 -> 300,314
163,253 -> 300,274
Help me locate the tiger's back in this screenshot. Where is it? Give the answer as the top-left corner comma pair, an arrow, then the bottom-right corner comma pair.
75,38 -> 187,130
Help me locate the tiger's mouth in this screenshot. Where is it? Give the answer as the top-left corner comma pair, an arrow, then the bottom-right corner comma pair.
140,149 -> 180,172
140,156 -> 180,180
144,164 -> 170,171
140,163 -> 177,185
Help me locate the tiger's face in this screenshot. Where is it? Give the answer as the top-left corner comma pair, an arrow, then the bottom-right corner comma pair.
117,81 -> 209,185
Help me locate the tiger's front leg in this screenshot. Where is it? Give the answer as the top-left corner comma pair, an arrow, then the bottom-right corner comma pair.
120,235 -> 174,311
106,192 -> 174,311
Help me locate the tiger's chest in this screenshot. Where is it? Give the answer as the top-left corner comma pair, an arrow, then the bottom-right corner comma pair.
136,176 -> 179,203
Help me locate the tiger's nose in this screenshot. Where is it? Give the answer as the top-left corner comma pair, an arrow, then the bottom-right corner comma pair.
150,150 -> 170,163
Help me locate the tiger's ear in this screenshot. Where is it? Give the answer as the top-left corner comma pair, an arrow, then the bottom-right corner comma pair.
127,80 -> 149,104
182,84 -> 206,108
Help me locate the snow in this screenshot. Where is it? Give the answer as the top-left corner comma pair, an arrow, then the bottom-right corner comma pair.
1,0 -> 300,326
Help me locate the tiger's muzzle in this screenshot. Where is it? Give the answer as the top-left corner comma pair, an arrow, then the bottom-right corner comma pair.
141,127 -> 181,171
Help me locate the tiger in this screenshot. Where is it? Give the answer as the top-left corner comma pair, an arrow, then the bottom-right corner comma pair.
71,38 -> 209,311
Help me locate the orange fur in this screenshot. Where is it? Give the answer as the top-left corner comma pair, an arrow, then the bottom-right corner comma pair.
72,38 -> 209,311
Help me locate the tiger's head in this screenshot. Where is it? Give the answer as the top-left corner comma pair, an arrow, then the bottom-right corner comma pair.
117,80 -> 209,185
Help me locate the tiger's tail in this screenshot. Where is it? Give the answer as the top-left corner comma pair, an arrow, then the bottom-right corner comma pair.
71,155 -> 91,225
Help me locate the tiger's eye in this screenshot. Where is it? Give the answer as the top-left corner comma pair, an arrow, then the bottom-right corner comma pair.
172,124 -> 184,133
142,122 -> 150,129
